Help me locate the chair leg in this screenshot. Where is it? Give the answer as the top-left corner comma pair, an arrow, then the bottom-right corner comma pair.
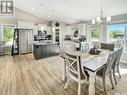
64,78 -> 69,89
102,75 -> 107,95
109,73 -> 114,89
117,65 -> 121,78
63,59 -> 67,82
113,69 -> 117,85
78,83 -> 81,95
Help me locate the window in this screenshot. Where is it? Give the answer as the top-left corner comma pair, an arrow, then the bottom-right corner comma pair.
3,26 -> 14,54
3,27 -> 14,45
90,26 -> 100,48
91,26 -> 100,42
107,24 -> 125,48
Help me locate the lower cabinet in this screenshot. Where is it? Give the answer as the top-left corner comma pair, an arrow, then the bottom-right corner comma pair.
33,43 -> 59,59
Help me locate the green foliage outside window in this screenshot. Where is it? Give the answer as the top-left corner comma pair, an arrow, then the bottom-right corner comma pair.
91,27 -> 100,38
3,28 -> 13,44
108,30 -> 120,38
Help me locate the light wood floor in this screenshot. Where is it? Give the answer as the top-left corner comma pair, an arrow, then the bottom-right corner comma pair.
0,54 -> 127,95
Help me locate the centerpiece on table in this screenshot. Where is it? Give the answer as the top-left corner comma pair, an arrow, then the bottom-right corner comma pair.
89,47 -> 101,55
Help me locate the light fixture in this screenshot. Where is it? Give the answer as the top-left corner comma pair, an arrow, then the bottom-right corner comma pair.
31,8 -> 34,10
40,3 -> 44,6
92,19 -> 96,24
107,16 -> 111,23
52,9 -> 55,13
41,26 -> 44,31
31,8 -> 35,11
92,0 -> 111,24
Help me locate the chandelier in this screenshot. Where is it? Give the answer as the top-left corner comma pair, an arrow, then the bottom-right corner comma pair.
92,0 -> 111,24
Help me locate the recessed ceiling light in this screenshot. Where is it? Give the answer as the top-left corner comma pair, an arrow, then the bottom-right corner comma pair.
48,16 -> 50,18
31,8 -> 34,10
68,19 -> 71,21
40,3 -> 44,6
52,9 -> 55,13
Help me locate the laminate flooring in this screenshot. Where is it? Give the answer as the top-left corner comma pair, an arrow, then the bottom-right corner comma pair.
0,54 -> 127,95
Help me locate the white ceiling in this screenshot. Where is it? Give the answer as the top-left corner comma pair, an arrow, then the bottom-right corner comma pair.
15,0 -> 127,24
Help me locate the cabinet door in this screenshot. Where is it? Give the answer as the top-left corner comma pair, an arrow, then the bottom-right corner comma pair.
19,29 -> 33,54
19,45 -> 28,54
27,30 -> 33,53
19,30 -> 28,53
47,27 -> 52,35
34,45 -> 42,59
41,45 -> 48,58
27,30 -> 33,44
19,30 -> 28,45
28,44 -> 32,53
48,44 -> 59,56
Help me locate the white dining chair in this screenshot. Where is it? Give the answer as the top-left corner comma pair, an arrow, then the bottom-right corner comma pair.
0,41 -> 4,56
112,48 -> 123,84
100,43 -> 115,51
59,43 -> 76,81
64,53 -> 88,95
59,43 -> 76,58
96,50 -> 118,95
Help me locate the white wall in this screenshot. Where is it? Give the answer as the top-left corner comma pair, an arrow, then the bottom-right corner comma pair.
86,25 -> 91,43
100,24 -> 108,43
15,8 -> 48,25
78,23 -> 86,36
0,8 -> 48,25
0,8 -> 49,43
0,25 -> 3,42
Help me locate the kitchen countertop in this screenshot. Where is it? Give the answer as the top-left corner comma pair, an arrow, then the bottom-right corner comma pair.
34,42 -> 59,46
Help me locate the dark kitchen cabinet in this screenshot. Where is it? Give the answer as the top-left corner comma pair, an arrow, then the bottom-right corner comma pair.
33,43 -> 59,59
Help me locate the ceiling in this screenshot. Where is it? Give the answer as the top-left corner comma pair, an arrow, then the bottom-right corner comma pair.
15,0 -> 127,24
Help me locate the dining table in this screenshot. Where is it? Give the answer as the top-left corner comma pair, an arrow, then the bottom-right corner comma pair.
62,49 -> 112,95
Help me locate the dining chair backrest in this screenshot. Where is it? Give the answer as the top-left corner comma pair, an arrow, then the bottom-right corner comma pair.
114,48 -> 123,66
59,43 -> 76,58
65,53 -> 87,80
65,44 -> 76,54
0,41 -> 4,55
100,43 -> 115,51
105,50 -> 118,74
80,42 -> 89,52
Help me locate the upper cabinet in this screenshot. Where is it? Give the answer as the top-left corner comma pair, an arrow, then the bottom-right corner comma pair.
51,21 -> 67,43
38,24 -> 52,35
69,23 -> 87,37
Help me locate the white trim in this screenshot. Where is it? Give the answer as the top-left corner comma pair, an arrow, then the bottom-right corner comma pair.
0,23 -> 16,27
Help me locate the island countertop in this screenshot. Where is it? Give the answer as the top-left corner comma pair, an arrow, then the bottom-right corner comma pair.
34,42 -> 59,45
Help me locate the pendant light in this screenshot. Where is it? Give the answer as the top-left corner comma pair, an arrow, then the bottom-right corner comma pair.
92,0 -> 111,24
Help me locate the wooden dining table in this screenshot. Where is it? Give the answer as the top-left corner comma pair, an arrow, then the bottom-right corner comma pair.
62,49 -> 112,95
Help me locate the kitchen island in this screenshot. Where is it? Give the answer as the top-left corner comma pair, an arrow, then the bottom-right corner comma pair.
33,42 -> 59,59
